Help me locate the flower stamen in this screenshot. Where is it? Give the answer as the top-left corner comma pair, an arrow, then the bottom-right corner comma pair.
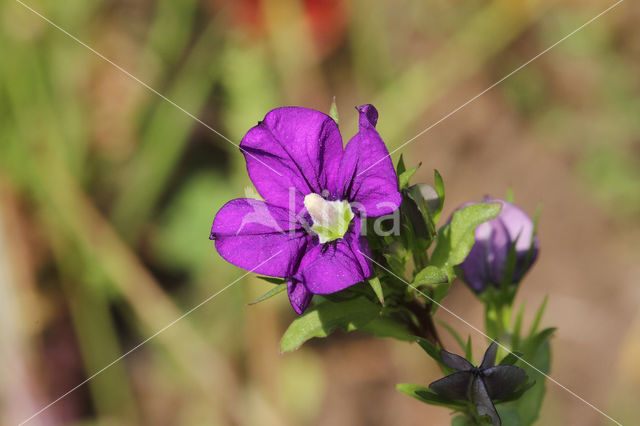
304,193 -> 354,244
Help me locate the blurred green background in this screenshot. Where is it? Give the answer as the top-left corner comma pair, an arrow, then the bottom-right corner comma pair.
1,0 -> 639,425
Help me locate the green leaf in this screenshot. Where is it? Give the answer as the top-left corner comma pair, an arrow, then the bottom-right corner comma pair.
465,335 -> 474,364
398,163 -> 420,189
416,338 -> 456,375
433,169 -> 445,223
495,405 -> 523,425
431,202 -> 502,278
452,415 -> 479,426
382,242 -> 408,277
329,97 -> 339,125
396,383 -> 467,409
525,327 -> 555,356
496,380 -> 537,404
412,266 -> 451,311
360,316 -> 414,341
416,338 -> 442,363
528,295 -> 548,338
280,297 -> 380,352
248,283 -> 287,305
257,276 -> 286,285
499,351 -> 524,366
507,328 -> 553,425
512,302 -> 526,350
413,266 -> 448,286
367,277 -> 385,306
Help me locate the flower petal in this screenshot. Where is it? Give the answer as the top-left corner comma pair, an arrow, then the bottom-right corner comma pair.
480,340 -> 498,369
241,107 -> 344,210
210,199 -> 308,277
287,280 -> 313,314
471,377 -> 501,426
338,104 -> 401,217
482,365 -> 528,401
429,371 -> 473,401
485,198 -> 540,283
296,219 -> 371,294
458,218 -> 509,291
440,350 -> 474,371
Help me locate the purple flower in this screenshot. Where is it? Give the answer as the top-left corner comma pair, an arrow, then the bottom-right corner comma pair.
210,105 -> 401,314
457,198 -> 539,293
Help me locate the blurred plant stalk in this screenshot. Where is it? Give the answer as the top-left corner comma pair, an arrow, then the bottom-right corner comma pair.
0,185 -> 50,426
0,15 -> 241,423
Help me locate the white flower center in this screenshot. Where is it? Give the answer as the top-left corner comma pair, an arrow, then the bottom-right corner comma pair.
304,193 -> 354,244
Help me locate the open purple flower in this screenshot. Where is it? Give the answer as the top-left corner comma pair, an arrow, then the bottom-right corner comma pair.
457,198 -> 539,293
210,105 -> 401,314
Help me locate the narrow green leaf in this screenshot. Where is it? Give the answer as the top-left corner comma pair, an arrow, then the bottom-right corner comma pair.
528,295 -> 548,338
416,337 -> 442,363
280,297 -> 380,352
367,277 -> 385,306
430,279 -> 452,312
511,337 -> 551,425
437,320 -> 467,352
500,236 -> 519,292
329,97 -> 339,125
525,327 -> 555,356
396,384 -> 467,409
433,169 -> 445,223
465,335 -> 474,364
257,276 -> 286,285
512,302 -> 526,350
248,283 -> 287,305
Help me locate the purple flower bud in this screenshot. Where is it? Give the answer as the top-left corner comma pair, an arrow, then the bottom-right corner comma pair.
457,198 -> 539,293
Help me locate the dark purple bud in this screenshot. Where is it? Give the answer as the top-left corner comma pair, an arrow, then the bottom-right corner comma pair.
456,198 -> 539,293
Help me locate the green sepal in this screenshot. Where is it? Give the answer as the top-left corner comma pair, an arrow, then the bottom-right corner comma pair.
257,276 -> 286,285
396,383 -> 467,409
248,283 -> 287,306
398,162 -> 420,189
396,154 -> 406,175
329,97 -> 339,125
367,276 -> 385,306
433,169 -> 445,223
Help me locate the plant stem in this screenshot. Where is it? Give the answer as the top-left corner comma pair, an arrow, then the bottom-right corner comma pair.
406,300 -> 443,347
